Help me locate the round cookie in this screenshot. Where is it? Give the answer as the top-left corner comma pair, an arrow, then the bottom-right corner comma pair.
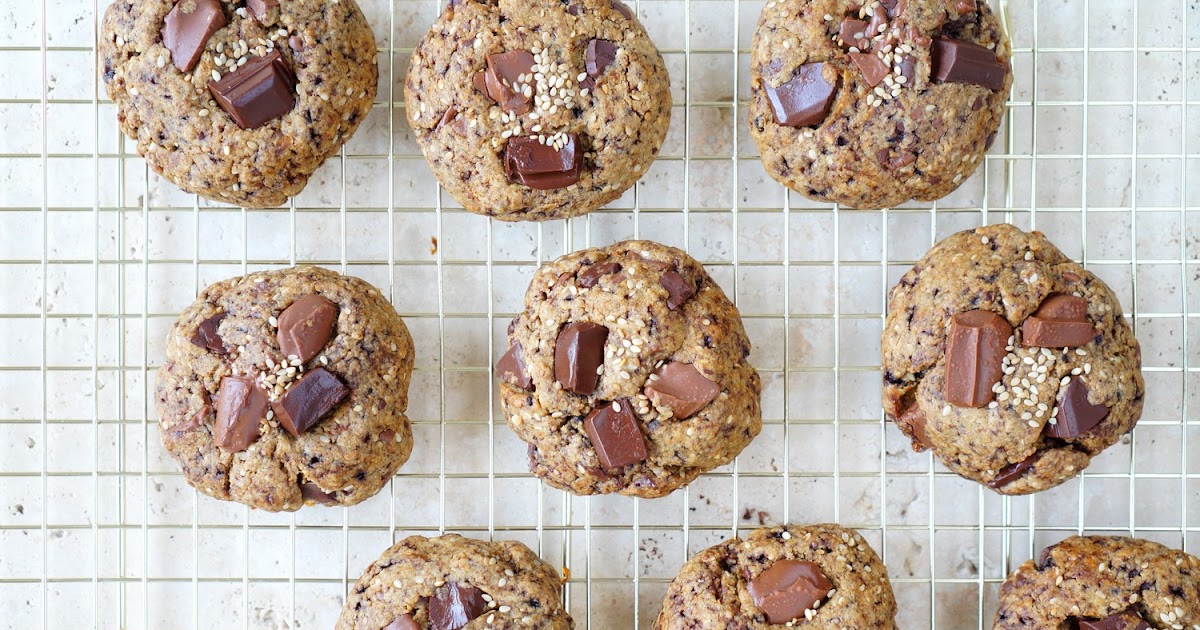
654,524 -> 898,629
495,240 -> 762,498
154,266 -> 414,511
404,0 -> 672,221
882,224 -> 1144,495
749,0 -> 1012,209
994,536 -> 1200,630
336,534 -> 573,630
99,0 -> 377,208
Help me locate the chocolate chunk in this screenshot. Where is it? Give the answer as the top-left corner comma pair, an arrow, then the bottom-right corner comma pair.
1076,613 -> 1151,630
271,367 -> 349,437
765,63 -> 837,128
584,400 -> 648,468
880,0 -> 904,17
897,54 -> 916,82
644,362 -> 720,419
987,453 -> 1037,489
504,135 -> 581,190
951,0 -> 977,14
300,483 -> 337,505
610,0 -> 635,19
578,262 -> 622,288
585,39 -> 618,82
944,310 -> 1012,407
190,313 -> 229,354
276,294 -> 337,363
495,342 -> 532,390
436,105 -> 459,131
479,50 -> 535,114
554,322 -> 608,395
839,18 -> 869,47
208,50 -> 296,129
161,0 -> 226,73
287,35 -> 305,52
472,71 -> 489,95
897,402 -> 931,450
864,10 -> 888,39
381,614 -> 420,630
931,37 -> 1007,90
1047,379 -> 1109,439
246,0 -> 277,22
1021,294 -> 1094,348
428,582 -> 488,630
747,560 -> 834,624
659,271 -> 694,310
850,52 -> 889,87
214,376 -> 268,452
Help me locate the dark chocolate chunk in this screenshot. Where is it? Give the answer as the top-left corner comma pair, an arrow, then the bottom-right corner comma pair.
208,50 -> 296,129
585,39 -> 618,81
504,135 -> 582,190
944,310 -> 1012,407
896,54 -> 916,82
1046,379 -> 1109,439
495,342 -> 532,390
1021,294 -> 1094,348
276,294 -> 337,363
584,400 -> 648,468
214,376 -> 268,452
897,401 -> 931,451
838,18 -> 869,47
381,614 -> 420,630
644,362 -> 720,419
554,322 -> 608,395
610,0 -> 635,19
246,0 -> 277,23
850,51 -> 889,87
190,313 -> 229,355
300,483 -> 337,505
988,453 -> 1037,489
1075,612 -> 1151,630
659,270 -> 694,310
765,63 -> 837,128
931,37 -> 1007,90
436,105 -> 460,131
271,367 -> 349,437
428,582 -> 488,630
747,560 -> 834,624
479,50 -> 535,114
578,262 -> 622,288
161,0 -> 226,73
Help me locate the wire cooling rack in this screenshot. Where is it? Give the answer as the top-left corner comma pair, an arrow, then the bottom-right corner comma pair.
1,0 -> 1197,628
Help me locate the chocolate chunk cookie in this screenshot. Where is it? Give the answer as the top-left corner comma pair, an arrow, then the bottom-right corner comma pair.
154,266 -> 414,511
404,0 -> 672,221
883,224 -> 1144,495
496,241 -> 761,498
749,0 -> 1011,208
994,536 -> 1200,630
335,534 -> 573,630
99,0 -> 377,207
654,524 -> 899,629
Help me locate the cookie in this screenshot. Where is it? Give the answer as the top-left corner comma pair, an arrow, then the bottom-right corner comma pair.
495,240 -> 762,498
99,0 -> 377,208
154,266 -> 414,511
749,0 -> 1011,209
654,524 -> 898,629
335,534 -> 573,630
882,223 -> 1144,495
994,536 -> 1200,630
404,0 -> 672,221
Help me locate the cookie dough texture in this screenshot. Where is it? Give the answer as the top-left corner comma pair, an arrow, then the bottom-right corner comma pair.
882,224 -> 1144,495
155,266 -> 414,511
994,536 -> 1200,629
404,0 -> 672,221
99,0 -> 377,207
749,0 -> 1011,208
499,241 -> 762,498
336,534 -> 573,630
654,524 -> 899,629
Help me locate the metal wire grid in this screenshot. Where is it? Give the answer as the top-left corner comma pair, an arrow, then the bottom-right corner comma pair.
0,0 -> 1197,628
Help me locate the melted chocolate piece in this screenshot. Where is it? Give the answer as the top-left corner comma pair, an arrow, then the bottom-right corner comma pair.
578,262 -> 622,288
944,310 -> 1012,407
504,135 -> 582,190
644,362 -> 720,419
207,50 -> 296,129
747,560 -> 834,624
190,313 -> 229,354
659,271 -> 694,310
246,0 -> 277,22
1021,294 -> 1094,348
554,322 -> 608,395
897,402 -> 931,450
479,50 -> 535,114
300,482 -> 337,505
585,39 -> 618,83
428,583 -> 488,630
214,376 -> 268,452
1075,612 -> 1151,630
932,37 -> 1008,90
161,0 -> 226,73
584,400 -> 648,468
495,342 -> 532,390
381,614 -> 420,630
764,63 -> 838,128
1046,379 -> 1109,439
850,52 -> 889,87
276,294 -> 337,363
988,453 -> 1038,489
271,368 -> 349,437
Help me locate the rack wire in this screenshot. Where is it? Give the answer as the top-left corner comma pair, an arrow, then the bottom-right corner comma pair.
0,0 -> 1197,628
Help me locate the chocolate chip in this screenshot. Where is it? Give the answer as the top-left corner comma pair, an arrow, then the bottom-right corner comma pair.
246,0 -> 277,23
208,50 -> 296,129
1075,612 -> 1151,630
479,50 -> 535,114
585,39 -> 618,83
644,362 -> 720,419
765,63 -> 837,128
849,52 -> 889,87
987,453 -> 1037,489
897,402 -> 931,450
428,582 -> 488,630
276,294 -> 337,364
504,135 -> 582,190
300,482 -> 337,505
271,367 -> 349,437
1046,379 -> 1109,439
161,0 -> 226,73
1020,294 -> 1094,348
190,313 -> 229,354
578,262 -> 622,288
381,614 -> 420,630
838,18 -> 868,47
495,342 -> 532,390
747,560 -> 833,624
214,376 -> 268,452
944,310 -> 1012,408
554,322 -> 608,395
931,37 -> 1008,90
584,400 -> 648,468
659,271 -> 694,310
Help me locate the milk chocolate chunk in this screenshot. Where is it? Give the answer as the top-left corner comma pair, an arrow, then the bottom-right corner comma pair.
428,582 -> 488,630
504,135 -> 581,190
1076,612 -> 1151,630
585,39 -> 618,82
480,50 -> 535,114
951,0 -> 977,14
584,400 -> 648,468
944,310 -> 1012,407
161,0 -> 226,73
272,367 -> 349,437
610,0 -> 635,19
659,271 -> 694,310
246,0 -> 277,22
839,18 -> 869,47
495,342 -> 532,390
765,63 -> 837,128
931,37 -> 1007,90
190,313 -> 229,354
554,322 -> 608,395
644,362 -> 720,419
208,50 -> 296,129
1021,294 -> 1094,348
897,401 -> 931,450
747,560 -> 834,624
300,482 -> 337,505
1046,379 -> 1108,439
381,614 -> 420,630
276,294 -> 337,363
850,52 -> 889,87
987,453 -> 1037,489
578,262 -> 622,288
214,376 -> 268,452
